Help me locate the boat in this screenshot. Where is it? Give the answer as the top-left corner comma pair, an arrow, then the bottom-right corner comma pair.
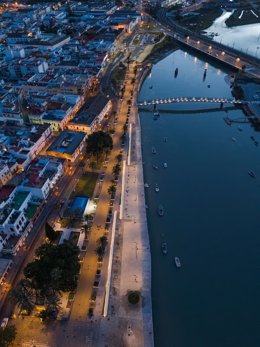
149,86 -> 153,89
250,135 -> 255,141
174,257 -> 181,268
152,146 -> 156,154
232,137 -> 237,142
161,243 -> 167,255
223,117 -> 232,126
163,137 -> 168,142
157,205 -> 164,216
237,126 -> 243,131
144,183 -> 149,188
152,164 -> 158,170
163,163 -> 167,168
255,141 -> 258,146
248,170 -> 256,178
155,184 -> 159,192
153,111 -> 160,117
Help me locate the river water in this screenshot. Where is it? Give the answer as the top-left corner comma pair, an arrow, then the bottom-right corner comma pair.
139,50 -> 260,347
205,11 -> 260,57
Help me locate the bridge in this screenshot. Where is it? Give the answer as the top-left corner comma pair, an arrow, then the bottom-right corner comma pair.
138,96 -> 257,106
153,9 -> 260,79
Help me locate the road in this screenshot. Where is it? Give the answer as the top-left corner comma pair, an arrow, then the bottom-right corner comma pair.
0,162 -> 84,320
154,8 -> 260,78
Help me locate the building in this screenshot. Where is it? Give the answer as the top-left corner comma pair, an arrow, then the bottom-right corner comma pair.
67,93 -> 112,134
46,130 -> 87,162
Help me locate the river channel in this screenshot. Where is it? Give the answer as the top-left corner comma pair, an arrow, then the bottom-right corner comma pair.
139,50 -> 260,347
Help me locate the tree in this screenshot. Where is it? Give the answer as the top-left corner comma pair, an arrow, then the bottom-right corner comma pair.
45,223 -> 59,242
23,241 -> 80,294
86,131 -> 113,162
9,278 -> 34,314
108,185 -> 116,197
0,325 -> 16,347
95,235 -> 108,259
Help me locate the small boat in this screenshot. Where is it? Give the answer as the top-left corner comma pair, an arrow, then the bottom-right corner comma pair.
207,84 -> 211,88
232,137 -> 237,142
248,170 -> 256,178
152,146 -> 156,154
255,141 -> 258,146
250,135 -> 255,141
163,163 -> 167,168
157,205 -> 164,216
155,184 -> 159,192
153,164 -> 158,170
175,257 -> 181,268
237,126 -> 243,131
224,117 -> 232,126
144,183 -> 149,188
163,137 -> 168,142
154,111 -> 160,117
161,243 -> 167,255
149,86 -> 153,89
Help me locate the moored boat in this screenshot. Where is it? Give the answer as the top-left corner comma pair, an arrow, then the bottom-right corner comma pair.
161,243 -> 167,255
175,257 -> 181,268
152,146 -> 156,154
157,205 -> 164,216
163,163 -> 167,168
155,184 -> 159,192
248,170 -> 256,178
153,164 -> 158,170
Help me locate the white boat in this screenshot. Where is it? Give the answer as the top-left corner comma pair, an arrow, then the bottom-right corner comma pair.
144,183 -> 149,188
155,184 -> 159,192
163,163 -> 167,168
232,137 -> 237,142
152,146 -> 156,154
175,257 -> 181,268
153,164 -> 158,170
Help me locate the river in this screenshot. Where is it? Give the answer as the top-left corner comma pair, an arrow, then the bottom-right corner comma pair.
139,50 -> 260,347
205,11 -> 260,57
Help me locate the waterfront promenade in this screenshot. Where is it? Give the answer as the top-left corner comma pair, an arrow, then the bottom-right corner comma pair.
97,64 -> 154,347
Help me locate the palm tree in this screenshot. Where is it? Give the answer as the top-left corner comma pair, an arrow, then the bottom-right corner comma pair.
10,279 -> 34,314
108,185 -> 116,197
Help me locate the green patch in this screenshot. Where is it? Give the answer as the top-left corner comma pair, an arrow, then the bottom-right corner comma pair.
72,172 -> 98,198
24,203 -> 39,219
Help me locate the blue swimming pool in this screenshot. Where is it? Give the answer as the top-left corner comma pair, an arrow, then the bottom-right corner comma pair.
70,196 -> 89,216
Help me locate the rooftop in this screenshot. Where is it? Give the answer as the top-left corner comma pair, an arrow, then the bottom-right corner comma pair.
47,130 -> 86,156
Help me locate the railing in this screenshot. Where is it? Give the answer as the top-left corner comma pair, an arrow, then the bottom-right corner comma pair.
138,97 -> 257,106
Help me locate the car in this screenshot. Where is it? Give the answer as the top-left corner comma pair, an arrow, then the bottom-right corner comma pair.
1,318 -> 8,328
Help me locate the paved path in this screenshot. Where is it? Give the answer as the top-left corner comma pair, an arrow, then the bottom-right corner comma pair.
97,65 -> 154,347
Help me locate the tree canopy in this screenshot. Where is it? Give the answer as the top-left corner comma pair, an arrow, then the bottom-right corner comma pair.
45,223 -> 59,242
0,325 -> 16,347
86,131 -> 113,161
24,241 -> 80,293
10,241 -> 81,320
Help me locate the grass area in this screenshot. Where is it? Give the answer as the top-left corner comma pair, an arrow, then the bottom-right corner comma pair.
148,35 -> 176,57
177,7 -> 223,32
72,172 -> 98,198
110,63 -> 127,95
225,9 -> 260,27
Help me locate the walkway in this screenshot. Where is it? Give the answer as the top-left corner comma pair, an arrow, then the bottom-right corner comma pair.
138,96 -> 257,106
